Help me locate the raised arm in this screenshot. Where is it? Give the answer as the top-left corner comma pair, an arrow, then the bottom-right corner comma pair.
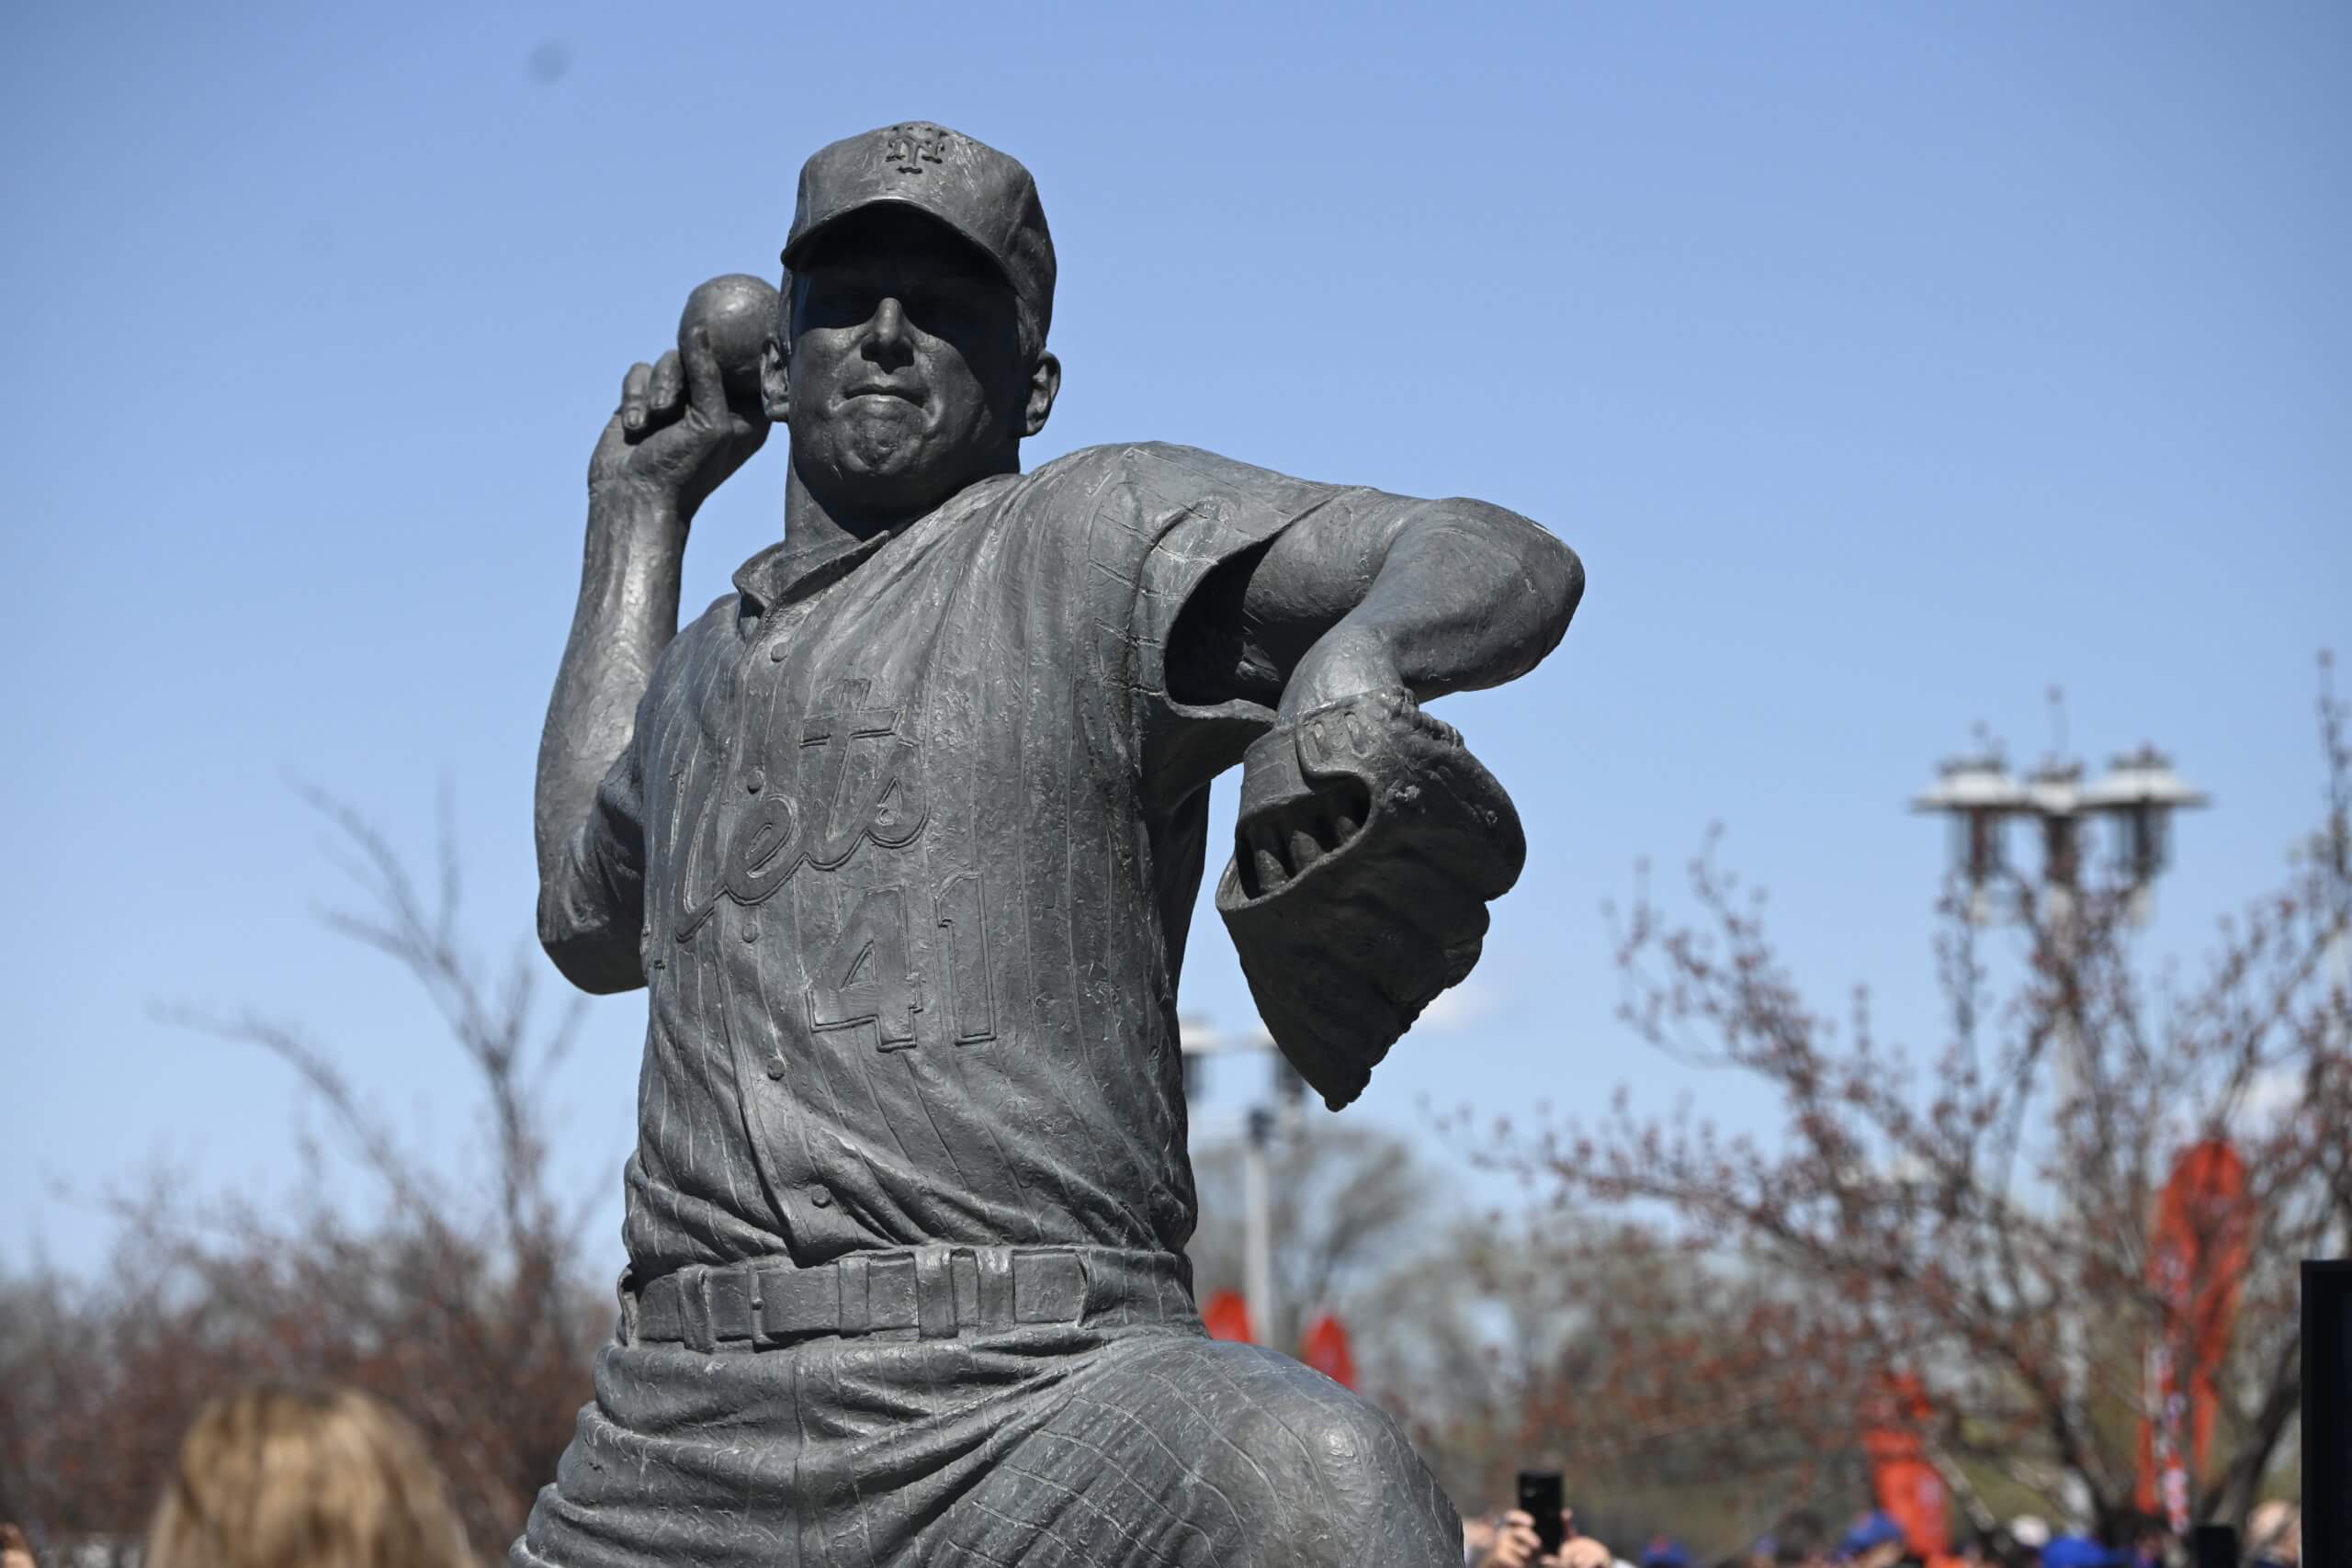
536,311 -> 769,992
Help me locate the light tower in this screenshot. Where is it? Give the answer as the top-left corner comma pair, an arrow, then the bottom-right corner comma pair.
1911,740 -> 2208,921
1909,727 -> 2207,1531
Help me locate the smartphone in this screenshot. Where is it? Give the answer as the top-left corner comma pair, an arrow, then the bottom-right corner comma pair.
1515,1471 -> 1565,1558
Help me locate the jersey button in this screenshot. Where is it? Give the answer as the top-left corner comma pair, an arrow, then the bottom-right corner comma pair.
741,923 -> 760,944
763,1053 -> 786,1079
769,642 -> 788,662
808,1186 -> 832,1209
744,767 -> 765,794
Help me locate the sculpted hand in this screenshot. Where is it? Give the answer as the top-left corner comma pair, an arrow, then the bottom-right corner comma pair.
588,319 -> 769,522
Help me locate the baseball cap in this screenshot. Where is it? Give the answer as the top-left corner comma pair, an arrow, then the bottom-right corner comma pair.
1638,1538 -> 1689,1568
2040,1537 -> 2124,1568
783,121 -> 1056,343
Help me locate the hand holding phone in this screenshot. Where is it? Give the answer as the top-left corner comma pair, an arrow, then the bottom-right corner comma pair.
1515,1472 -> 1566,1559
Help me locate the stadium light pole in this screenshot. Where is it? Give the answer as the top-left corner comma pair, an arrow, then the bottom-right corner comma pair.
1911,740 -> 2209,923
1911,735 -> 2208,1529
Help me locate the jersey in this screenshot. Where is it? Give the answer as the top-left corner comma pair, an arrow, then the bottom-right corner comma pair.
554,443 -> 1371,1276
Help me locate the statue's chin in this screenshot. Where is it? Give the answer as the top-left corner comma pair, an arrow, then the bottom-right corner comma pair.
797,408 -> 1001,521
803,439 -> 953,522
840,433 -> 922,479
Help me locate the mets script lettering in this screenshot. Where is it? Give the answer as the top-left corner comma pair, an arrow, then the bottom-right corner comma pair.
676,677 -> 930,939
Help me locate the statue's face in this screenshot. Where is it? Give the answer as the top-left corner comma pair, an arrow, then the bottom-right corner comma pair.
777,206 -> 1036,522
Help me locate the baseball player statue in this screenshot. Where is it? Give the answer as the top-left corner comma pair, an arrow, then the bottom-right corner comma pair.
526,122 -> 1583,1568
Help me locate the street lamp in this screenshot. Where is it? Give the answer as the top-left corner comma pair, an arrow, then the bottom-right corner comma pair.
1911,741 -> 2208,919
2080,744 -> 2211,890
1909,750 -> 2026,919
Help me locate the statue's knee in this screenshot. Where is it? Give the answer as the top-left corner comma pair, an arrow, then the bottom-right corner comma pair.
1195,1372 -> 1453,1563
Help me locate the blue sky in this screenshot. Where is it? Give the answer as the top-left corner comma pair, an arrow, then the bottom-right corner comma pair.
5,1 -> 2346,1274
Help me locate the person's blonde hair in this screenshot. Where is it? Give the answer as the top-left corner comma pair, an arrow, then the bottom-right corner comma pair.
146,1384 -> 473,1568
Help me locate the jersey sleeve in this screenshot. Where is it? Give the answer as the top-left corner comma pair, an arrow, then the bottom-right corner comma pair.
1108,444 -> 1357,812
538,720 -> 650,992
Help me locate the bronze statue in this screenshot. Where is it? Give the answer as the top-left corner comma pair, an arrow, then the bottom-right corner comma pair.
526,121 -> 1582,1568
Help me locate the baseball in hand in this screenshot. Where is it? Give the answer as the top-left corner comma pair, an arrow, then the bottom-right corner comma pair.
678,274 -> 778,411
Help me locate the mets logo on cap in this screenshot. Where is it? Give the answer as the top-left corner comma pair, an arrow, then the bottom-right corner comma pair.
878,123 -> 949,176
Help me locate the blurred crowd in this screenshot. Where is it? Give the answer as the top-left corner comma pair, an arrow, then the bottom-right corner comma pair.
1457,1496 -> 2304,1568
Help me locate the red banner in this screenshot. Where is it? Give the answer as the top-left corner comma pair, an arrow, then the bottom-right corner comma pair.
1860,1373 -> 1951,1559
1202,1289 -> 1256,1345
2136,1139 -> 2250,1532
1300,1313 -> 1359,1389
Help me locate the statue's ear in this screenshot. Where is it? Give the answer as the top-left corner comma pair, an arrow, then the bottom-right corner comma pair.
759,335 -> 790,424
1022,351 -> 1061,438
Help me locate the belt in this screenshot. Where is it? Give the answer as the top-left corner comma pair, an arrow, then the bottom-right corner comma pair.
626,1246 -> 1195,1353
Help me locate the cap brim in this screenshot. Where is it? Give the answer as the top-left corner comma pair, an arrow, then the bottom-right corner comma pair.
781,194 -> 1015,294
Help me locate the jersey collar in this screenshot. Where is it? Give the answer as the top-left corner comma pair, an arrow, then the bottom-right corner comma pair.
733,470 -> 1020,618
731,527 -> 897,619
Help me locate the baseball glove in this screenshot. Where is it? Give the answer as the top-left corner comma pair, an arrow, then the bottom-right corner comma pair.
1214,689 -> 1526,1110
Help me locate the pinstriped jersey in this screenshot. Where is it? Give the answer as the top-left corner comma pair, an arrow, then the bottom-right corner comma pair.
569,443 -> 1353,1273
